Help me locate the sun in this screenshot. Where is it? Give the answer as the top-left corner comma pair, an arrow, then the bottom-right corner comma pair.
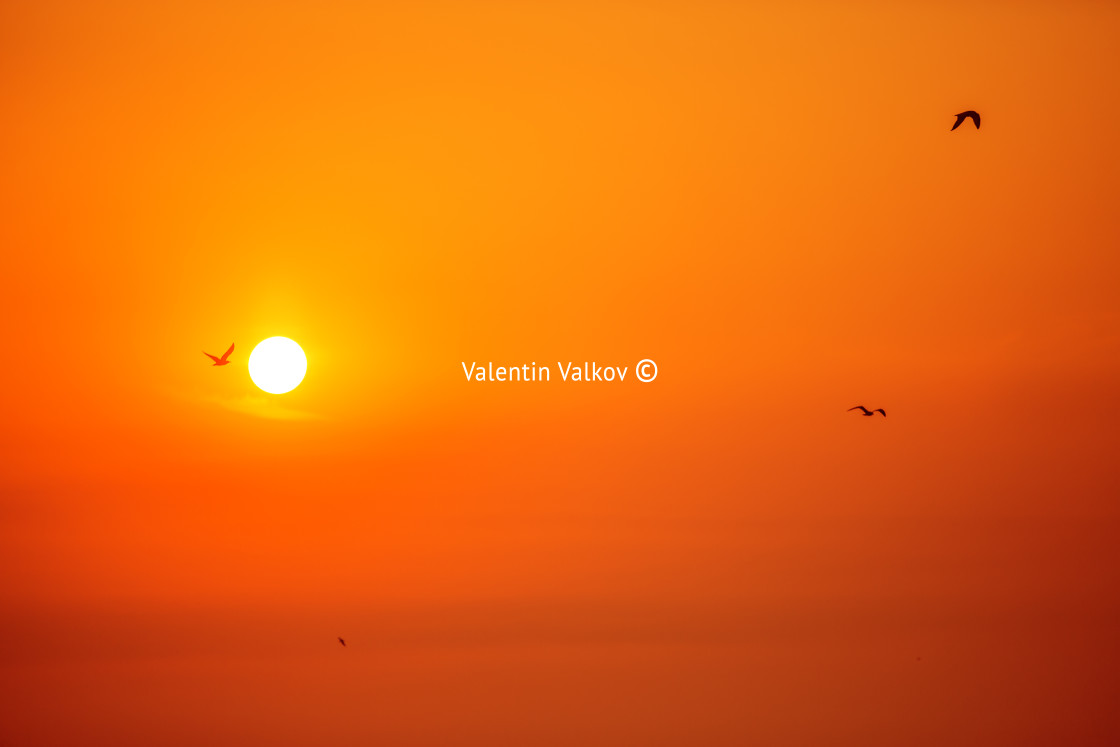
248,337 -> 307,394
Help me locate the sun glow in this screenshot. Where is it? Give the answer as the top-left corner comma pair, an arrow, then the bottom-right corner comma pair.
248,337 -> 307,394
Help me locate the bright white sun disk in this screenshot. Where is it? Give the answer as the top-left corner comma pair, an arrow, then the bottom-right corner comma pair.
248,337 -> 307,394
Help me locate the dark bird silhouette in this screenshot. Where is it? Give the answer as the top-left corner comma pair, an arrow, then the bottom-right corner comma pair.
849,405 -> 886,417
951,110 -> 981,130
338,637 -> 346,647
203,343 -> 234,366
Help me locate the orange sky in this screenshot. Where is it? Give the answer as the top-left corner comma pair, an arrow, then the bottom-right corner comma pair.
2,1 -> 1120,744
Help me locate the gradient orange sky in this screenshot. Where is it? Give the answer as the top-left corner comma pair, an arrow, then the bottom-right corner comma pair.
3,1 -> 1120,744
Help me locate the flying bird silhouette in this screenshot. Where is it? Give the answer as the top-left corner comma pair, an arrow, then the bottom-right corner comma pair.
951,110 -> 981,130
203,343 -> 234,366
338,637 -> 346,647
849,406 -> 886,417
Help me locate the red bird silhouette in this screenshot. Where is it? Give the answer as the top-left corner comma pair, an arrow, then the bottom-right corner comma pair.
203,343 -> 235,366
848,405 -> 886,417
951,110 -> 981,130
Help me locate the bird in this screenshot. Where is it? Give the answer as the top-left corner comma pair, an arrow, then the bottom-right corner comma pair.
203,343 -> 234,366
338,637 -> 346,647
848,406 -> 886,417
951,110 -> 980,130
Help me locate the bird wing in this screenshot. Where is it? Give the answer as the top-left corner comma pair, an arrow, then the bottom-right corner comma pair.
848,406 -> 869,413
970,111 -> 980,128
875,409 -> 886,416
222,342 -> 235,360
204,352 -> 222,363
951,114 -> 964,131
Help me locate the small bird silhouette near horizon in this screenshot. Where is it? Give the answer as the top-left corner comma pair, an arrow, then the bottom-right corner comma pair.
849,405 -> 886,417
951,110 -> 981,130
203,343 -> 234,366
338,636 -> 346,647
